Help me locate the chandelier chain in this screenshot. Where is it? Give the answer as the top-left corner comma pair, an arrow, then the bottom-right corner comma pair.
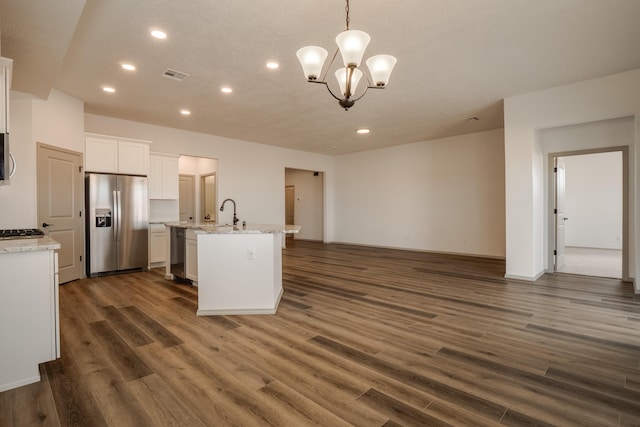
345,0 -> 350,30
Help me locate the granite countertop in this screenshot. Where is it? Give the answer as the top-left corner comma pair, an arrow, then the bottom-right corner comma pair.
0,236 -> 61,254
164,222 -> 301,234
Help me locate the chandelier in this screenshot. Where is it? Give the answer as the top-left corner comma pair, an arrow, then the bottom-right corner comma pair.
296,0 -> 397,111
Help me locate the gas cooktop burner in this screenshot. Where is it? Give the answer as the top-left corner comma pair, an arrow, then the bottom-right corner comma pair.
0,229 -> 46,239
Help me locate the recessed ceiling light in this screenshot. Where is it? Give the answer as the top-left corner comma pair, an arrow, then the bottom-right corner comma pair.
102,86 -> 116,93
356,128 -> 370,134
150,29 -> 167,39
221,87 -> 233,93
121,63 -> 136,71
180,109 -> 191,116
266,62 -> 279,69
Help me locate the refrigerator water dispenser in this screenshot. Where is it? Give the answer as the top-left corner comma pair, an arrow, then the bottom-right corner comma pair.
95,209 -> 112,227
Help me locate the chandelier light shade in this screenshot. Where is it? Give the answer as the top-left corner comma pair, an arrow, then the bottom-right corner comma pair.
335,67 -> 363,98
366,55 -> 397,86
296,0 -> 397,111
335,30 -> 370,67
296,46 -> 329,80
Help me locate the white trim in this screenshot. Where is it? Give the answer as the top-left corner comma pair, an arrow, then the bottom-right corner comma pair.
326,240 -> 506,260
547,146 -> 629,281
504,270 -> 546,282
0,375 -> 40,393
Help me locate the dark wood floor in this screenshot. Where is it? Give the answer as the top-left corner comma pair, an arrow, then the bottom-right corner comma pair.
1,240 -> 639,426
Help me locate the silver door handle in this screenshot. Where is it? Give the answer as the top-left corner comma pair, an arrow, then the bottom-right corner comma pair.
117,190 -> 122,242
113,190 -> 118,241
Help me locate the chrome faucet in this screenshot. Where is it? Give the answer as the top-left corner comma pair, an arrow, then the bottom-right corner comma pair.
219,198 -> 239,226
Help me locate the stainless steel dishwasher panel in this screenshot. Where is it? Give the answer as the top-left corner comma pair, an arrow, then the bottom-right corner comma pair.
170,227 -> 186,279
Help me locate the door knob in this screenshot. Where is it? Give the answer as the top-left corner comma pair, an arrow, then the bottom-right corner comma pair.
42,222 -> 53,228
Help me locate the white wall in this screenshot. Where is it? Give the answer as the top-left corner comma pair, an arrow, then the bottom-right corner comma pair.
564,152 -> 622,250
0,93 -> 35,227
332,129 -> 506,257
0,90 -> 84,228
84,113 -> 335,238
285,169 -> 324,241
504,68 -> 639,287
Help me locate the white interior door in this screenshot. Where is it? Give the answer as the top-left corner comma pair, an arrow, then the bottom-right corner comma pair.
179,174 -> 195,222
37,143 -> 84,283
554,157 -> 567,270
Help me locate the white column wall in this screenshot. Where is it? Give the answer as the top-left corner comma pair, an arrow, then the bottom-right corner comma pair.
504,69 -> 639,288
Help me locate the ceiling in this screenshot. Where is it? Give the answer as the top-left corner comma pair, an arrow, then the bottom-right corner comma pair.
1,0 -> 640,155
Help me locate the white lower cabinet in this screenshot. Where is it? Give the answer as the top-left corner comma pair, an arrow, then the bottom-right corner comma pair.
149,224 -> 167,266
0,248 -> 59,392
186,229 -> 198,283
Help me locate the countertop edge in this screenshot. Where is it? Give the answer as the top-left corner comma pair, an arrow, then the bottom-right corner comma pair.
164,222 -> 301,234
0,237 -> 61,254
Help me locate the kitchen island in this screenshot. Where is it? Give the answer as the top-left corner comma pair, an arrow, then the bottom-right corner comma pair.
165,223 -> 300,315
0,236 -> 60,392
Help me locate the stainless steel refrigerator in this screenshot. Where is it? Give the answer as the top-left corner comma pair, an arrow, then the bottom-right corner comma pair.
86,173 -> 148,276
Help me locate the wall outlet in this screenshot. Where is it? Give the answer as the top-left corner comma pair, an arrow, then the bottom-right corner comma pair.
247,247 -> 256,260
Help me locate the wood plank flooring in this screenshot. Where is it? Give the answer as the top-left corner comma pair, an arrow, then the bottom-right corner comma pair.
1,240 -> 640,426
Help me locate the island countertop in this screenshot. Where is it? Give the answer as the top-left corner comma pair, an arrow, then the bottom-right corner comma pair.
0,236 -> 61,254
164,222 -> 300,234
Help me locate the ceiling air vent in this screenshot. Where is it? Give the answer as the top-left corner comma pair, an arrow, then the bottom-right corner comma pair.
163,69 -> 190,81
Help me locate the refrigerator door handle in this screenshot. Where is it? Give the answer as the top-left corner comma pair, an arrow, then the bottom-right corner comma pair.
112,190 -> 118,241
116,190 -> 122,242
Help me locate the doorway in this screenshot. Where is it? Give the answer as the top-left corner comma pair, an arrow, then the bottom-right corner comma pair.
201,173 -> 217,222
550,148 -> 627,279
178,155 -> 218,223
285,185 -> 294,241
284,168 -> 324,242
37,143 -> 84,283
179,175 -> 195,222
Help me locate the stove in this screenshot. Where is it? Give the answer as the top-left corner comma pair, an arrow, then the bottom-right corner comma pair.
0,229 -> 46,240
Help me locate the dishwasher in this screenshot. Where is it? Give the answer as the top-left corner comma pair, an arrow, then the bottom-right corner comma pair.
170,227 -> 186,279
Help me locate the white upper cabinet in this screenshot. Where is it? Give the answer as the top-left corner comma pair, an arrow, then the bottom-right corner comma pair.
118,140 -> 150,175
148,153 -> 179,199
85,135 -> 118,172
85,133 -> 150,175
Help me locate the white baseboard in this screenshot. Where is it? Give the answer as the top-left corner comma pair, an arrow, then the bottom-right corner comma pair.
196,287 -> 283,316
504,270 -> 546,281
0,374 -> 41,393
